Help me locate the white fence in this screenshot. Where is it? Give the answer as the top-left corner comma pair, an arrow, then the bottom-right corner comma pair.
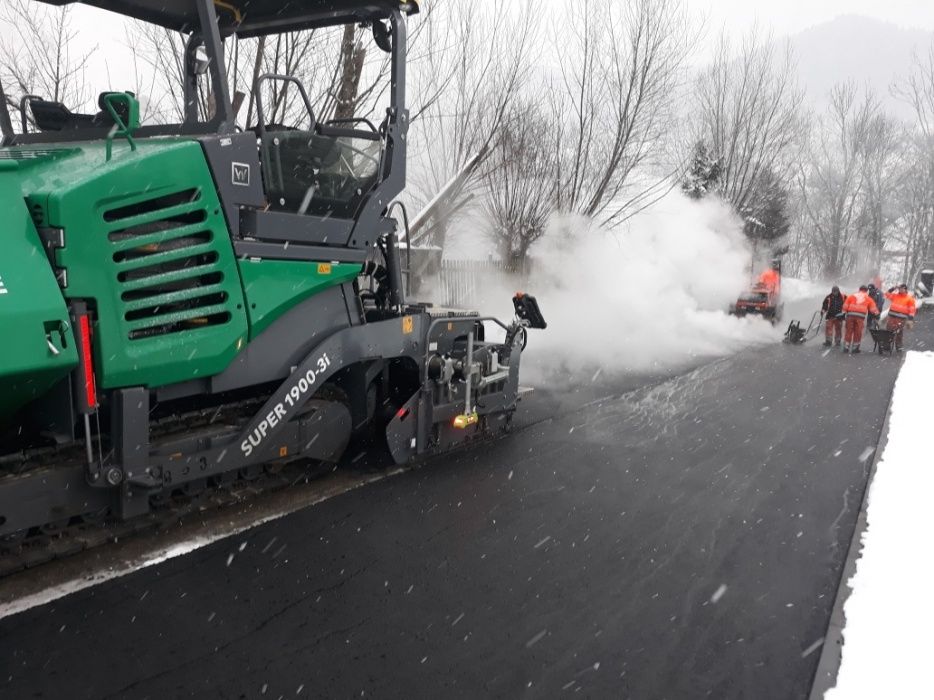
434,259 -> 529,308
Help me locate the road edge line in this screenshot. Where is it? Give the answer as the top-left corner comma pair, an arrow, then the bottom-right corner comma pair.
0,468 -> 405,620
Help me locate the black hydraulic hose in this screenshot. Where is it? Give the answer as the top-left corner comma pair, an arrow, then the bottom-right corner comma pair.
0,80 -> 12,141
386,200 -> 412,297
384,229 -> 406,309
806,311 -> 825,341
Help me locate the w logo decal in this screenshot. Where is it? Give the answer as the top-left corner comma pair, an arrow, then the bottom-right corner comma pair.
232,162 -> 251,187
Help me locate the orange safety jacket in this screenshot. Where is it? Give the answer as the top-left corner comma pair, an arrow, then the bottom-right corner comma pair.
843,292 -> 879,319
885,292 -> 917,319
758,268 -> 780,292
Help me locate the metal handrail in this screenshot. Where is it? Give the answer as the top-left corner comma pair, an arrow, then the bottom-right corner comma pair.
421,314 -> 512,385
325,117 -> 379,133
253,73 -> 316,140
19,94 -> 41,134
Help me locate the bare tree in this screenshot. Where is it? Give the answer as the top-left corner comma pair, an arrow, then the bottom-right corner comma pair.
127,25 -> 323,126
891,133 -> 934,281
409,1 -> 538,249
784,195 -> 817,278
0,0 -> 95,130
552,0 -> 696,228
797,84 -> 879,277
892,44 -> 934,276
126,15 -> 424,129
333,25 -> 366,120
894,43 -> 934,140
693,29 -> 804,239
853,114 -> 904,273
124,24 -> 191,123
482,102 -> 558,270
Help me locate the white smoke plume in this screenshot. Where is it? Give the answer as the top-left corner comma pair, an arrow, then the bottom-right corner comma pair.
502,192 -> 783,381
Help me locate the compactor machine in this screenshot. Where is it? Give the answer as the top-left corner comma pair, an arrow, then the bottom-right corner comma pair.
730,258 -> 783,324
0,0 -> 545,557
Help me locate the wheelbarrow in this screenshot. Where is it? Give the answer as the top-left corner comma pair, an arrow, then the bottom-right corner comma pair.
868,327 -> 896,355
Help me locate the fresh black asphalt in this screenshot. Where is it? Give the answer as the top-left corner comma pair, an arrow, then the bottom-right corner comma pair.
2,314 -> 930,699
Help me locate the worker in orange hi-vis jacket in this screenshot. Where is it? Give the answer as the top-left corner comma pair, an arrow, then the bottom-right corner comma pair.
758,265 -> 780,295
884,283 -> 918,353
842,285 -> 879,354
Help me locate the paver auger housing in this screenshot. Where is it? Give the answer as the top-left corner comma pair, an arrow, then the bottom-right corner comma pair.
0,0 -> 545,544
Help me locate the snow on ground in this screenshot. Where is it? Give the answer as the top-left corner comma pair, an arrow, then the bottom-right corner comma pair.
782,277 -> 827,303
826,351 -> 934,700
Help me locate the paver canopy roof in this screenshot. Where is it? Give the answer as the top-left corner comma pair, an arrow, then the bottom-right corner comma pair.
35,0 -> 417,36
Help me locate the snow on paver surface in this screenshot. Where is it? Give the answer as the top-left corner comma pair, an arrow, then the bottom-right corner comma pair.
827,351 -> 934,700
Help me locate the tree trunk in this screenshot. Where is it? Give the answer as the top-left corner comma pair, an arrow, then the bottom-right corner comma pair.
245,36 -> 267,128
335,24 -> 365,120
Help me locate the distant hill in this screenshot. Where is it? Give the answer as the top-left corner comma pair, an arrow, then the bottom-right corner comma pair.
788,14 -> 933,121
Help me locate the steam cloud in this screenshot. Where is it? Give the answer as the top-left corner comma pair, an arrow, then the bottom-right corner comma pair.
504,192 -> 783,381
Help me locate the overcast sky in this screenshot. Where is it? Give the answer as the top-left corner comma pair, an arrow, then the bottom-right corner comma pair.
690,0 -> 934,35
12,0 -> 934,41
62,0 -> 934,65
5,0 -> 934,108
34,0 -> 934,54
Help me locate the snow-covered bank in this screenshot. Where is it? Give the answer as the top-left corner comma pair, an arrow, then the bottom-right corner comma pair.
826,351 -> 934,700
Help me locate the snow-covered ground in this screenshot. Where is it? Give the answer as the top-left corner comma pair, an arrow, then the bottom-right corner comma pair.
782,277 -> 827,303
826,351 -> 934,700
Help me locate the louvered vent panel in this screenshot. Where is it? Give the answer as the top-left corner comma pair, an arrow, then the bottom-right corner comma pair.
104,188 -> 232,340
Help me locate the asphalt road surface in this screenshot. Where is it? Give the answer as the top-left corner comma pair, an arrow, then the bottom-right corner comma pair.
2,312 -> 931,699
